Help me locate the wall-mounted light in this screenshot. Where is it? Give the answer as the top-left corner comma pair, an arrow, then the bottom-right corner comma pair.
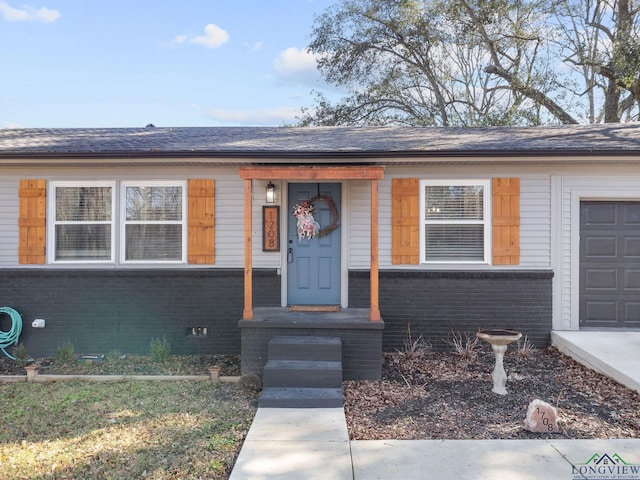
266,181 -> 276,203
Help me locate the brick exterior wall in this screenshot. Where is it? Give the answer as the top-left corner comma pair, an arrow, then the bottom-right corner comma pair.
349,269 -> 553,351
0,267 -> 553,368
0,268 -> 280,357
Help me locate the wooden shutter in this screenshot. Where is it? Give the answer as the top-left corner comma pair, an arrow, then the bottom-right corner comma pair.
187,179 -> 215,265
391,178 -> 420,264
19,179 -> 47,264
492,178 -> 520,265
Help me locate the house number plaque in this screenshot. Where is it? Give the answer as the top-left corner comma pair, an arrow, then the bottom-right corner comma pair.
262,206 -> 280,252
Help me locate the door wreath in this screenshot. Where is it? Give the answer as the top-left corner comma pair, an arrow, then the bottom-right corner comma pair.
292,195 -> 339,240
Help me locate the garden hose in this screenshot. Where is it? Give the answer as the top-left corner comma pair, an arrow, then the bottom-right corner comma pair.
0,307 -> 22,360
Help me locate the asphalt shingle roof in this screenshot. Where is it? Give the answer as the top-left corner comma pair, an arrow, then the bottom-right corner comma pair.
0,125 -> 638,159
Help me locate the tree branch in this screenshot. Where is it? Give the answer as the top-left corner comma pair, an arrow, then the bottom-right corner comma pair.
485,64 -> 578,124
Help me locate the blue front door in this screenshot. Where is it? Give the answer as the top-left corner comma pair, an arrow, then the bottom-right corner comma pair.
287,183 -> 341,305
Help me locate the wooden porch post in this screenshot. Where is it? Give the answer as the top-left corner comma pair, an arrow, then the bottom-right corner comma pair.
370,178 -> 381,321
243,178 -> 253,320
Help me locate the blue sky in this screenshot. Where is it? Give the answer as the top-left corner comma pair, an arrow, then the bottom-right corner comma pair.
0,0 -> 338,128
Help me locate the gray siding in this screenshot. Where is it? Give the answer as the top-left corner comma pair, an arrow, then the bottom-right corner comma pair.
349,168 -> 553,270
348,180 -> 371,269
216,175 -> 246,268
0,169 -> 554,271
0,179 -> 18,266
0,169 -> 255,269
251,179 -> 282,269
520,174 -> 552,267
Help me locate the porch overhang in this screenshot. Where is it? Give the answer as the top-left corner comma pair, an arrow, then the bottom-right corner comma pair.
239,165 -> 385,321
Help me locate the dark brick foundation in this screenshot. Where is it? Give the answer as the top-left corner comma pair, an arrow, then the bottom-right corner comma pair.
0,268 -> 279,357
349,269 -> 553,351
0,267 -> 553,370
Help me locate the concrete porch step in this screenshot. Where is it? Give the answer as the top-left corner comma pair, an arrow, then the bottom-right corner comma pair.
262,360 -> 342,388
259,336 -> 344,408
267,336 -> 342,362
258,387 -> 344,408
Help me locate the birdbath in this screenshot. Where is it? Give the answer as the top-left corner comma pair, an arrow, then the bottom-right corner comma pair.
476,329 -> 522,395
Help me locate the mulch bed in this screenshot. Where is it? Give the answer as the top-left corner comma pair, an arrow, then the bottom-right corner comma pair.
344,347 -> 640,440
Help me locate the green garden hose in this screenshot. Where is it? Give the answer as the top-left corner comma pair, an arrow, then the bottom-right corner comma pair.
0,307 -> 22,360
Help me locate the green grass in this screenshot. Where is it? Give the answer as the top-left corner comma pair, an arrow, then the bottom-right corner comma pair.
0,380 -> 257,479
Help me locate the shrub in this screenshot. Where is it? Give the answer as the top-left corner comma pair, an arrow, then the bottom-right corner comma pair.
56,340 -> 75,364
105,349 -> 123,363
398,322 -> 431,358
446,331 -> 482,363
515,335 -> 537,359
13,342 -> 29,366
149,336 -> 171,363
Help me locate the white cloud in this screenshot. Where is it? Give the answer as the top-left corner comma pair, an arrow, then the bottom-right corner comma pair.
207,106 -> 301,126
189,23 -> 229,48
0,1 -> 60,22
172,34 -> 188,45
244,41 -> 263,52
273,47 -> 322,85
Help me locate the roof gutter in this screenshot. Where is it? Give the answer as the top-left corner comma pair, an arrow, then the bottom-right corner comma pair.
0,148 -> 638,167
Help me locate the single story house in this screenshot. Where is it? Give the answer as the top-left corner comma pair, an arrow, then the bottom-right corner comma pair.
0,124 -> 638,380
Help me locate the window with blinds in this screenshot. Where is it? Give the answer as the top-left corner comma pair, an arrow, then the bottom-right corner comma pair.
53,183 -> 114,261
421,180 -> 490,263
50,181 -> 186,263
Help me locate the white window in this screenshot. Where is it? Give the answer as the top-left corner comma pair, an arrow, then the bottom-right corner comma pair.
52,182 -> 115,262
420,180 -> 491,263
50,181 -> 186,264
122,182 -> 186,262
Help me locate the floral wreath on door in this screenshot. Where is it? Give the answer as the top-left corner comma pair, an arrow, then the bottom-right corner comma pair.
292,195 -> 339,240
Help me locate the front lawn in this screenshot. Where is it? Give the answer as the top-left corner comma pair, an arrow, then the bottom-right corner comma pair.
0,380 -> 257,479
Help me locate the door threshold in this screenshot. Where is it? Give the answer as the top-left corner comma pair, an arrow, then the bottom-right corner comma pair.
288,305 -> 341,312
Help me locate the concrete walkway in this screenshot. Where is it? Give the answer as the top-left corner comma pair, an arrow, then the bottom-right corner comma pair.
230,332 -> 640,479
230,408 -> 351,480
552,330 -> 640,394
230,409 -> 640,480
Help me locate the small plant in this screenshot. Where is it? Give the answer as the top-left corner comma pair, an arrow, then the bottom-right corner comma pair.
56,340 -> 75,364
446,331 -> 482,363
12,342 -> 29,366
515,335 -> 537,359
149,336 -> 171,363
105,349 -> 123,363
398,323 -> 431,357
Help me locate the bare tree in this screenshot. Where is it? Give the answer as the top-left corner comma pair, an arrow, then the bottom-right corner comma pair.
299,0 -> 639,126
554,0 -> 640,122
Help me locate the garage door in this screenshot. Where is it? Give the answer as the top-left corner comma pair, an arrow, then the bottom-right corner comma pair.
580,201 -> 640,328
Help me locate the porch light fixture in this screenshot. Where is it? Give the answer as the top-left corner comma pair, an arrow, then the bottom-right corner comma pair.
266,181 -> 276,203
